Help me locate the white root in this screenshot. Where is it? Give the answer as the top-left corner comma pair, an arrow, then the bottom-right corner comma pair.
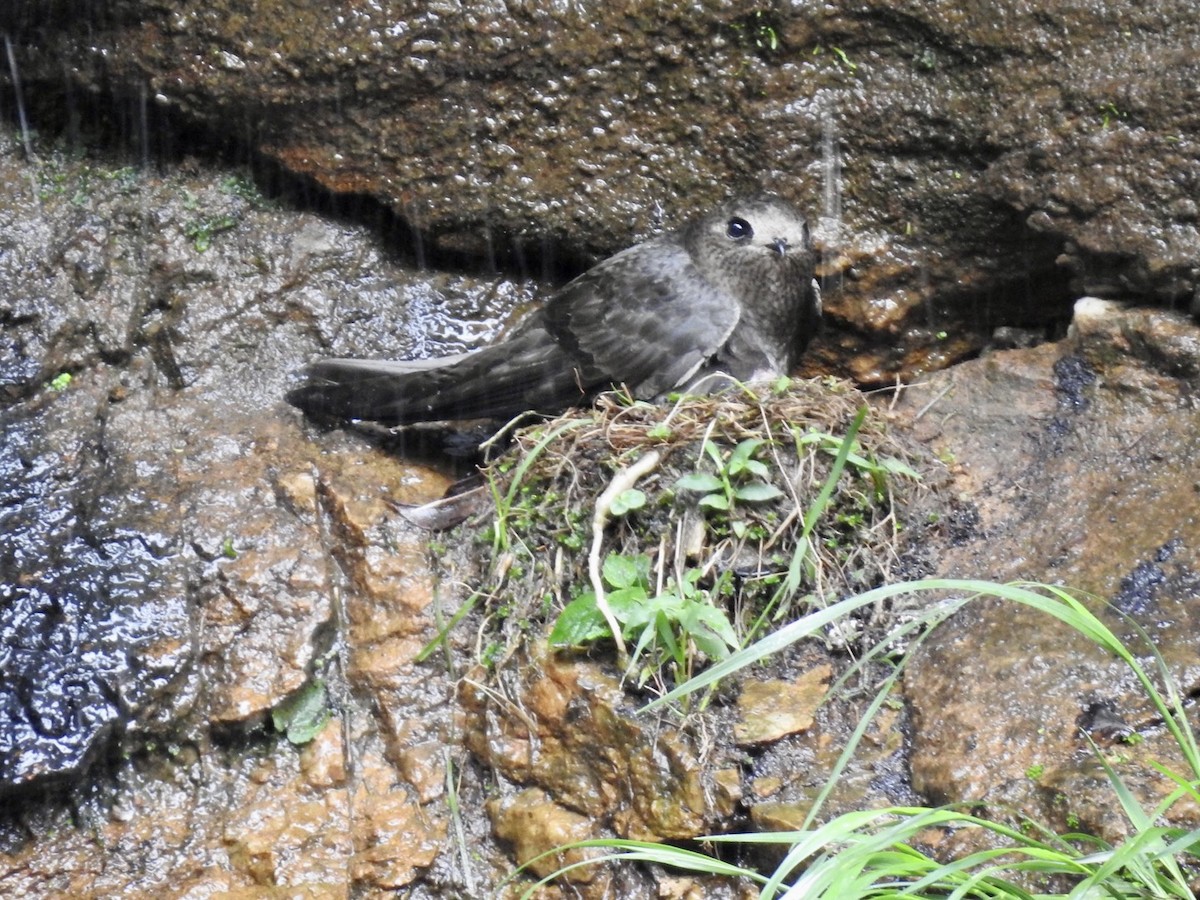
588,449 -> 662,664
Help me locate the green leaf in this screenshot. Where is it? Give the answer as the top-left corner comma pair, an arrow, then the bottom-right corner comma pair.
606,586 -> 647,621
610,488 -> 646,517
676,473 -> 724,493
792,429 -> 824,448
880,456 -> 921,479
628,616 -> 660,665
734,482 -> 784,503
603,554 -> 643,590
688,626 -> 733,662
646,423 -> 672,441
699,493 -> 730,511
739,458 -> 771,480
676,568 -> 704,597
679,603 -> 739,659
272,679 -> 332,745
549,593 -> 610,645
48,372 -> 72,392
728,438 -> 766,475
619,598 -> 655,632
655,611 -> 682,661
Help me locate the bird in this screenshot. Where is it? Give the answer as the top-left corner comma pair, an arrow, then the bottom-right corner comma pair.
287,194 -> 821,428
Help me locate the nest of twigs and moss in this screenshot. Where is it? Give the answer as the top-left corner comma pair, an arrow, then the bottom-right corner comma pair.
457,377 -> 950,690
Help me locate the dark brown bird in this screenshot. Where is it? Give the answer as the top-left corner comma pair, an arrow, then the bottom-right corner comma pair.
287,195 -> 820,426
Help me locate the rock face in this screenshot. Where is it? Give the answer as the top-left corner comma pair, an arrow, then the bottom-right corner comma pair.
899,299 -> 1200,844
3,0 -> 1200,894
3,122 -> 1200,895
0,134 -> 480,894
3,0 -> 1199,380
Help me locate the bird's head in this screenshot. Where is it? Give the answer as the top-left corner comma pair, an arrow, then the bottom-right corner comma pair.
685,193 -> 817,308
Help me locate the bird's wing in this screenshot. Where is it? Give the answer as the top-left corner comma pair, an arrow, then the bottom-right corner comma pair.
542,238 -> 741,399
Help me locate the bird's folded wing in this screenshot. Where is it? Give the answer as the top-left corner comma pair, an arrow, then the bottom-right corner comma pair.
542,241 -> 740,399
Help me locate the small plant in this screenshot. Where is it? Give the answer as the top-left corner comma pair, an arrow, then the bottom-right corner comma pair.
831,46 -> 857,72
608,488 -> 646,517
791,424 -> 919,503
1099,102 -> 1125,128
676,437 -> 783,538
486,418 -> 589,556
813,45 -> 858,74
913,47 -> 938,71
549,553 -> 739,687
271,679 -> 331,745
221,172 -> 268,207
730,9 -> 782,56
184,213 -> 237,252
47,372 -> 72,392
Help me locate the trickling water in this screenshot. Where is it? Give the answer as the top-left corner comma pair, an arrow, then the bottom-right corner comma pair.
138,82 -> 150,167
4,34 -> 34,161
4,34 -> 40,205
406,199 -> 428,270
818,96 -> 843,295
820,105 -> 841,234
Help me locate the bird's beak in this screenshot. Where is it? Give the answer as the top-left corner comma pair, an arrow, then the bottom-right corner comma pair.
769,237 -> 789,256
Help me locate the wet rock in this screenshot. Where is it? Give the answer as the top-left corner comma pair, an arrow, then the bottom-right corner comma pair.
0,129 -> 512,792
3,0 -> 1199,380
0,131 -> 473,895
463,649 -> 712,842
347,749 -> 447,890
488,787 -> 605,885
734,665 -> 831,746
898,299 -> 1200,843
742,698 -> 915,855
0,377 -> 194,788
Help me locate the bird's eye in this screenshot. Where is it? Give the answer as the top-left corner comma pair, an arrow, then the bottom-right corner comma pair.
725,217 -> 753,240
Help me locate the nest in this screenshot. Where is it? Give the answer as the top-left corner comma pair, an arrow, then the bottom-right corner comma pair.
461,377 -> 947,687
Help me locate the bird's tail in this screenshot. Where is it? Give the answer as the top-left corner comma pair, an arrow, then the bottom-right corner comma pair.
286,329 -> 590,426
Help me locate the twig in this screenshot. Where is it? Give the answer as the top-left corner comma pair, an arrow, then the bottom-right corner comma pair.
914,381 -> 954,420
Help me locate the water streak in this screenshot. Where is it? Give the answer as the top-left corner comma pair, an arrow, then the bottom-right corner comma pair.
819,97 -> 843,295
4,33 -> 35,161
139,82 -> 151,167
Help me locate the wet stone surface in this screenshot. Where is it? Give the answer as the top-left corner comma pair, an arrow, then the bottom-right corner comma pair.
6,0 -> 1199,381
899,299 -> 1200,846
0,45 -> 1199,887
0,129 -> 482,894
0,382 -> 193,787
0,132 -> 504,792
